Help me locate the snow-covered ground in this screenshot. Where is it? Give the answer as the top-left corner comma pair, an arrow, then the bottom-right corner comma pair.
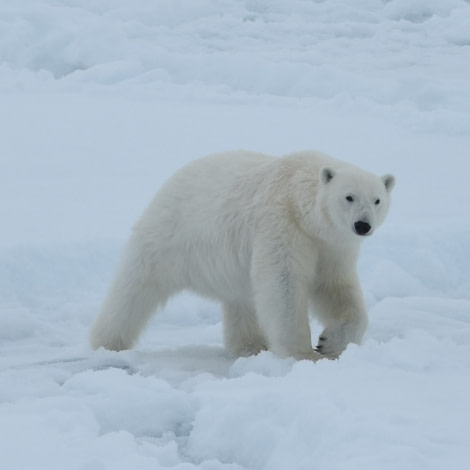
1,1 -> 470,469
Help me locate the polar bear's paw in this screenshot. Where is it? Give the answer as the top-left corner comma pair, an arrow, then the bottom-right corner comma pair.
315,318 -> 367,359
315,329 -> 348,359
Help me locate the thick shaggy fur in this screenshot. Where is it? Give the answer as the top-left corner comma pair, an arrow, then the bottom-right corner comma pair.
90,150 -> 395,360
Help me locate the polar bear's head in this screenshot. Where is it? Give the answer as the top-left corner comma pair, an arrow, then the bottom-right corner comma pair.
319,166 -> 395,239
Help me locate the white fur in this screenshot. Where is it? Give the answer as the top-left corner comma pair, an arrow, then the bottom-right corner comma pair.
90,150 -> 395,360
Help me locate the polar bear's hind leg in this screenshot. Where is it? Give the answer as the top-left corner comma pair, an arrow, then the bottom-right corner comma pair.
90,240 -> 173,351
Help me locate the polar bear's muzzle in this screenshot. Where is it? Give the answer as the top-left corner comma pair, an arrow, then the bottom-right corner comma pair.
354,220 -> 372,236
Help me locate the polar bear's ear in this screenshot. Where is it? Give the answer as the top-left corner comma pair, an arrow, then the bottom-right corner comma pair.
382,174 -> 395,193
320,167 -> 335,184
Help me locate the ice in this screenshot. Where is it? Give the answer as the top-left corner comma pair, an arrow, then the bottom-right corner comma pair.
1,0 -> 470,469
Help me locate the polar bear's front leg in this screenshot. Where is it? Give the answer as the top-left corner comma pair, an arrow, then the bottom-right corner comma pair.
312,280 -> 368,359
251,241 -> 323,361
223,301 -> 268,357
254,281 -> 321,360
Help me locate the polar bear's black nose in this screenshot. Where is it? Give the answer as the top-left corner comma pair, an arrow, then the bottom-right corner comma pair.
354,221 -> 371,235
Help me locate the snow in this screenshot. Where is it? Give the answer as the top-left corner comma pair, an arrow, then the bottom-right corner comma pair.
1,0 -> 470,469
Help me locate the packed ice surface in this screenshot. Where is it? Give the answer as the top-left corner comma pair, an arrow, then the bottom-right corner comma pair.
1,1 -> 470,469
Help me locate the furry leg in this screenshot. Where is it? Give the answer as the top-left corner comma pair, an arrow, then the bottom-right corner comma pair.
223,302 -> 268,357
90,240 -> 170,351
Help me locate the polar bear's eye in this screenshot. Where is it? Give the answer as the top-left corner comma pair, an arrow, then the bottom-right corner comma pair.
346,196 -> 354,202
375,199 -> 381,205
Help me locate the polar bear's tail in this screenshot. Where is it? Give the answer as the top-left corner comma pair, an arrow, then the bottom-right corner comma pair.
89,238 -> 169,351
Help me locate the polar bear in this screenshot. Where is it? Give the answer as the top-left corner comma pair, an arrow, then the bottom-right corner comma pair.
90,150 -> 395,360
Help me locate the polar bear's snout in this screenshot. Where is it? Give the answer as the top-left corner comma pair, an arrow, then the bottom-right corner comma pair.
354,220 -> 372,236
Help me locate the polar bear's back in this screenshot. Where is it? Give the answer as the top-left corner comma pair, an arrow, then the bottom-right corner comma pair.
136,149 -> 344,236
166,150 -> 275,195
139,150 -> 272,225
